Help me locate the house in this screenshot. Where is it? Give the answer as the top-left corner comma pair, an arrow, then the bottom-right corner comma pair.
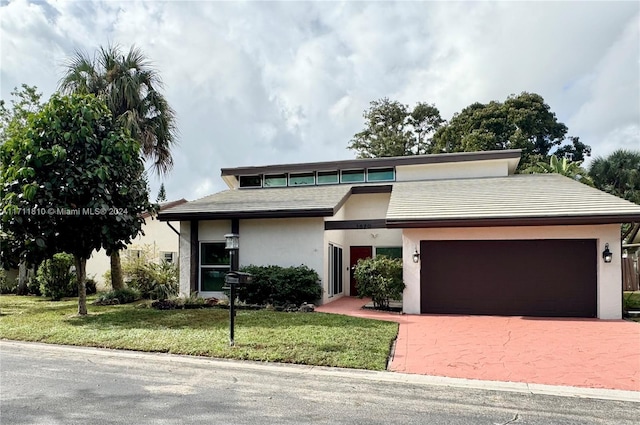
158,150 -> 640,319
86,199 -> 187,287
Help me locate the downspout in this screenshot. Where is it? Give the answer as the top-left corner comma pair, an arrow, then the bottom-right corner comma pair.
166,222 -> 180,236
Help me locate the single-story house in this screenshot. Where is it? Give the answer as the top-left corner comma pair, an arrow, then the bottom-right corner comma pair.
86,199 -> 186,287
158,149 -> 640,319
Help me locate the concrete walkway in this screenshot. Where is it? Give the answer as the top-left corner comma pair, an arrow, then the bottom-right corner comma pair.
316,297 -> 640,392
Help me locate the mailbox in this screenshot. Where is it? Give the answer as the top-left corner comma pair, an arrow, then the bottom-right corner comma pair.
223,271 -> 252,289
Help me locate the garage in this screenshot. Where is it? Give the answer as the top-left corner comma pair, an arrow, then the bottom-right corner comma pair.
420,239 -> 597,317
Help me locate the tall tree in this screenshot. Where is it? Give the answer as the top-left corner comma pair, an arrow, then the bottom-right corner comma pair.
0,85 -> 45,294
0,84 -> 43,144
589,149 -> 640,242
348,98 -> 443,158
59,44 -> 176,290
0,93 -> 154,315
431,92 -> 584,169
589,150 -> 640,205
156,183 -> 167,203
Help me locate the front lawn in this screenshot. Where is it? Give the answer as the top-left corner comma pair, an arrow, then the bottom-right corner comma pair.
0,296 -> 398,370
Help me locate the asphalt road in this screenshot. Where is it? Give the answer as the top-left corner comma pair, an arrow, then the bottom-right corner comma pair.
0,341 -> 637,425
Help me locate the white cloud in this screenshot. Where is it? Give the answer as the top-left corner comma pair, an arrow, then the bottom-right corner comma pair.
1,0 -> 638,200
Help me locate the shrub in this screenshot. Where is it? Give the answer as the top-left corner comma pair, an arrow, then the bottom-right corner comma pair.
125,258 -> 178,300
37,253 -> 76,300
94,288 -> 141,305
85,277 -> 97,295
235,265 -> 321,306
353,256 -> 404,309
0,269 -> 17,294
26,274 -> 41,296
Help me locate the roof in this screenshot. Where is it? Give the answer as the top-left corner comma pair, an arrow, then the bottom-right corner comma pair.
386,174 -> 640,227
142,198 -> 188,219
159,174 -> 640,226
158,185 -> 355,220
220,149 -> 522,177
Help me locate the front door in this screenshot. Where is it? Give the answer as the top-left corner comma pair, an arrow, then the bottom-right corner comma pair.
350,246 -> 372,296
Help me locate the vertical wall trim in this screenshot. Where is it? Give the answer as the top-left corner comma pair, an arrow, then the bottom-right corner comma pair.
190,220 -> 199,293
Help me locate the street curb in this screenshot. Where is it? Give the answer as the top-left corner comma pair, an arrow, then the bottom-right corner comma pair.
2,340 -> 638,403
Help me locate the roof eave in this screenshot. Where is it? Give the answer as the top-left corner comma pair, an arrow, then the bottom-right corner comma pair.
158,208 -> 335,221
386,214 -> 640,228
221,150 -> 523,177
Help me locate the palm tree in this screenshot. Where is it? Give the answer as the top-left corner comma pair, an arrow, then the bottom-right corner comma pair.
59,44 -> 177,290
589,149 -> 640,243
588,149 -> 640,205
523,154 -> 593,186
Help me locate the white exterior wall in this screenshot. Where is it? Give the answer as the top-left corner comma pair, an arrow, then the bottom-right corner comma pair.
324,192 -> 402,300
402,224 -> 622,319
396,159 -> 509,181
239,218 -> 324,271
178,221 -> 191,297
86,218 -> 181,289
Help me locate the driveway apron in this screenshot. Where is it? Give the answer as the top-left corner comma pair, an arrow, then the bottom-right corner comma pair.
316,297 -> 640,392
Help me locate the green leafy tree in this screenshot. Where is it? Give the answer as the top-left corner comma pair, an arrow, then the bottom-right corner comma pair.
588,149 -> 640,242
353,256 -> 404,310
0,84 -> 43,144
431,92 -> 585,169
0,85 -> 45,294
348,97 -> 443,157
523,155 -> 593,186
0,93 -> 155,315
588,149 -> 640,205
59,44 -> 177,290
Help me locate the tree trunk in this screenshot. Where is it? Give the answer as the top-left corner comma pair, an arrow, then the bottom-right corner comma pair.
75,256 -> 87,316
16,262 -> 28,295
110,250 -> 124,290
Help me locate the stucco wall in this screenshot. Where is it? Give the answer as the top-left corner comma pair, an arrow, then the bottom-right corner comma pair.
240,218 -> 324,270
402,224 -> 622,319
178,221 -> 191,297
86,218 -> 181,288
396,159 -> 509,182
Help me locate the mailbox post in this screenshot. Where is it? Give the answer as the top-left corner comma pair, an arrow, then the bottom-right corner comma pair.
224,233 -> 252,347
223,271 -> 252,346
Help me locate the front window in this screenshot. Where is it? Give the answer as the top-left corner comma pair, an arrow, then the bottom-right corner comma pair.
161,251 -> 177,263
200,242 -> 230,292
375,246 -> 402,259
328,243 -> 343,297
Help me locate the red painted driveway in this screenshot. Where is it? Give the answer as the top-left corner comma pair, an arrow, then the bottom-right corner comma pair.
316,297 -> 640,392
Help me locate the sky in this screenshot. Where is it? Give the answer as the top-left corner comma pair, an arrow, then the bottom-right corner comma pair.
1,0 -> 638,202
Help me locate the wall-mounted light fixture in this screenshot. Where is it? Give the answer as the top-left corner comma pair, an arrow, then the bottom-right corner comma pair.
412,248 -> 420,263
602,243 -> 613,263
225,233 -> 239,251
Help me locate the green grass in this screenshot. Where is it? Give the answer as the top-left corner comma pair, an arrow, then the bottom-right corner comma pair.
623,291 -> 640,310
0,295 -> 398,370
623,291 -> 640,323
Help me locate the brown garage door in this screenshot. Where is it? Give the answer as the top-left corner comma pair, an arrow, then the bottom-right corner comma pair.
420,239 -> 597,317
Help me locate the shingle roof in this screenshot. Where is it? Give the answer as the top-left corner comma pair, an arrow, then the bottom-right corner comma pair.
160,173 -> 640,226
159,184 -> 352,220
386,174 -> 640,227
